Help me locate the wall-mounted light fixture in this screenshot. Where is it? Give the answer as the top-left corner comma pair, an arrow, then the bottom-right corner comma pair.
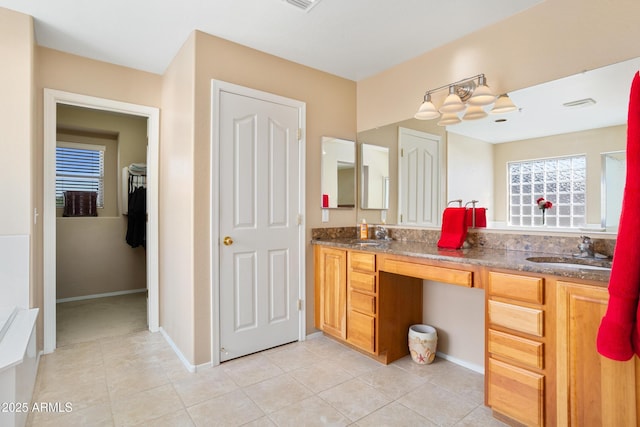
414,74 -> 517,125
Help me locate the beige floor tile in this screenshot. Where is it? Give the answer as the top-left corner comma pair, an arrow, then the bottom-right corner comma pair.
243,374 -> 313,414
263,342 -> 324,372
187,389 -> 264,427
222,353 -> 285,387
111,384 -> 184,426
132,409 -> 195,427
357,364 -> 429,400
399,382 -> 478,426
28,403 -> 113,427
318,378 -> 392,422
428,363 -> 485,404
31,295 -> 508,427
172,368 -> 238,407
288,359 -> 353,393
106,363 -> 170,399
267,396 -> 351,427
354,401 -> 436,427
242,416 -> 277,427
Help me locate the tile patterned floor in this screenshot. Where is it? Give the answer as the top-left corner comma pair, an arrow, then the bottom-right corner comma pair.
27,331 -> 507,426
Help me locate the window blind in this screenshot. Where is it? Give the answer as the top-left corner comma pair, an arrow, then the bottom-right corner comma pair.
56,142 -> 105,208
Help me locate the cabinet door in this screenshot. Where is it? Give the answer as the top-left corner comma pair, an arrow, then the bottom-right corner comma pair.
557,282 -> 640,426
316,247 -> 347,339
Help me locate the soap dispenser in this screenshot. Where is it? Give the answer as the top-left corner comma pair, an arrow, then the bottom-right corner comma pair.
359,219 -> 369,240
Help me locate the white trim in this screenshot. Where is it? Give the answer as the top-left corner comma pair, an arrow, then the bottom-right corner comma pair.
56,288 -> 147,304
43,89 -> 160,354
56,141 -> 106,152
210,80 -> 306,366
435,351 -> 485,374
160,327 -> 196,373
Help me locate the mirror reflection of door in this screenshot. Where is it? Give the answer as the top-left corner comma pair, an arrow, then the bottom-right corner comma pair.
602,150 -> 626,231
361,143 -> 389,210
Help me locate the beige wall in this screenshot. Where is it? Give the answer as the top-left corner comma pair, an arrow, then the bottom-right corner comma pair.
55,105 -> 148,299
357,0 -> 640,132
159,33 -> 197,364
493,125 -> 626,224
0,8 -> 33,236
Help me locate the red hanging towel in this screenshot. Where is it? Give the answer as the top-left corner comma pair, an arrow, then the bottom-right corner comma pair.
437,208 -> 468,249
465,208 -> 487,228
596,71 -> 640,361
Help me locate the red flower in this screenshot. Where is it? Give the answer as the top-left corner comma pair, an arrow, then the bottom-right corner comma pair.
537,197 -> 553,210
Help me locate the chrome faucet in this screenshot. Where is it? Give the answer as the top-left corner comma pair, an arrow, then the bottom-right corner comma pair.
575,235 -> 595,258
374,225 -> 389,240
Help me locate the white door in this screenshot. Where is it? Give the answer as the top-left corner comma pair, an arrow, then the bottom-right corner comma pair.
217,87 -> 302,362
398,127 -> 442,227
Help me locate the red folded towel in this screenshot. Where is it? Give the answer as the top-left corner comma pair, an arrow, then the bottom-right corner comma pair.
597,71 -> 640,361
437,208 -> 468,249
466,208 -> 487,228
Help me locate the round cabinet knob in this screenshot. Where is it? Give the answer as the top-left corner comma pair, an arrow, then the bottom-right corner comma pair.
223,236 -> 234,246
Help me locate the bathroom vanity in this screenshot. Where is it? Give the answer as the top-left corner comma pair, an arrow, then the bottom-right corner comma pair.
312,234 -> 638,426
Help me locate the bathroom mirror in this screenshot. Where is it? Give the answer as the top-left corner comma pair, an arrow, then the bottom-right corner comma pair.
360,143 -> 389,210
357,57 -> 638,232
321,137 -> 356,209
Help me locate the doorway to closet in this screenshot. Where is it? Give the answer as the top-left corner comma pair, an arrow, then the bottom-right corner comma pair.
43,90 -> 160,353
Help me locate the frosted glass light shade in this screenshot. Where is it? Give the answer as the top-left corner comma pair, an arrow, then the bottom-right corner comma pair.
467,84 -> 496,106
437,112 -> 461,126
490,94 -> 518,114
414,96 -> 440,120
439,93 -> 465,113
462,105 -> 487,120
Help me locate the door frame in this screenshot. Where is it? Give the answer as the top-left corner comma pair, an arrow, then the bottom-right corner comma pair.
210,80 -> 306,365
43,89 -> 160,353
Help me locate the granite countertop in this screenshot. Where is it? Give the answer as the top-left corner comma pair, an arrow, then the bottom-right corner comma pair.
312,238 -> 612,285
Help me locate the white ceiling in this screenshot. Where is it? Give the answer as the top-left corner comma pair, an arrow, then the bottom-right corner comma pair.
0,0 -> 541,80
449,56 -> 640,143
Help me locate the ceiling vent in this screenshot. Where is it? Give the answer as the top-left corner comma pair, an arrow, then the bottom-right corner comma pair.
284,0 -> 322,12
563,98 -> 597,108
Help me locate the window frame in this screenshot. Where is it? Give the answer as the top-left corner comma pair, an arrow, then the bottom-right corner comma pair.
507,154 -> 587,228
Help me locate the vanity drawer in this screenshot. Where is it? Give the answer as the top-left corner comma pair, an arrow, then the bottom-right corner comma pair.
349,271 -> 376,293
349,290 -> 376,315
488,358 -> 545,427
349,252 -> 376,273
379,257 -> 473,287
347,310 -> 375,353
489,300 -> 544,337
489,272 -> 544,304
488,329 -> 544,369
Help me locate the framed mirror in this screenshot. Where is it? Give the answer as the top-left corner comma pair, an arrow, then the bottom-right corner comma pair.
360,143 -> 389,209
321,137 -> 356,209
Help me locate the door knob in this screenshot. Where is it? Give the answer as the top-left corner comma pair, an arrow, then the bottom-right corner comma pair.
223,236 -> 234,246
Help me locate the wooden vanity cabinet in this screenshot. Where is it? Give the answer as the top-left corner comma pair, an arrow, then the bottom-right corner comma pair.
556,281 -> 640,426
347,251 -> 378,353
486,271 -> 548,426
314,246 -> 347,339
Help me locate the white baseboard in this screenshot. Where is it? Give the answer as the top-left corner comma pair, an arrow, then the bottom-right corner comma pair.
159,327 -> 196,373
436,351 -> 484,374
56,288 -> 147,303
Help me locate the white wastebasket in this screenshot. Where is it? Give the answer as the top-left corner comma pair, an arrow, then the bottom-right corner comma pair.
408,324 -> 437,364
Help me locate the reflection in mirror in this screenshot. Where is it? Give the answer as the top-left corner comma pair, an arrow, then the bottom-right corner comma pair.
360,144 -> 389,210
601,151 -> 625,231
357,57 -> 640,233
321,137 -> 355,209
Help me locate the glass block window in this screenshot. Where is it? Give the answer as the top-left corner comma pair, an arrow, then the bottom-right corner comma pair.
56,141 -> 105,208
508,155 -> 586,228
